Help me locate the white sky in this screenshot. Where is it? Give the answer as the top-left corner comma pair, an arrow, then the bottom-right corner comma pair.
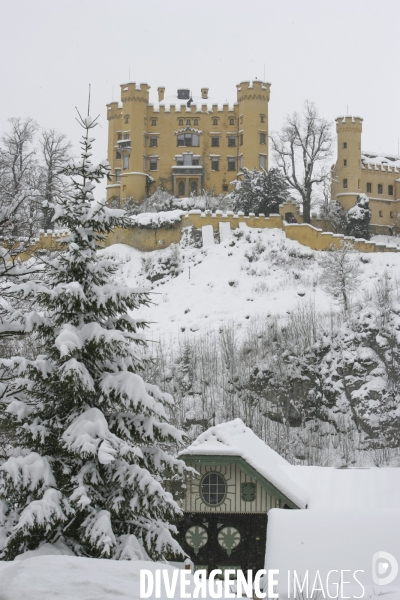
1,0 -> 400,170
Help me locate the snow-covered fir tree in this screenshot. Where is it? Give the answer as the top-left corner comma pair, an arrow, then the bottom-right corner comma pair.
346,194 -> 371,239
0,112 -> 188,561
231,167 -> 289,216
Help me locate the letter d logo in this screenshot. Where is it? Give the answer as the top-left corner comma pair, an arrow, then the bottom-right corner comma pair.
372,551 -> 398,586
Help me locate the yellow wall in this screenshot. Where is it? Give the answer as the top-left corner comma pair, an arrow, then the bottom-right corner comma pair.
106,80 -> 270,203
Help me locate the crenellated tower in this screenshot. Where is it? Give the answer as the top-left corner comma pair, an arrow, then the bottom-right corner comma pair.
237,80 -> 271,171
332,115 -> 363,211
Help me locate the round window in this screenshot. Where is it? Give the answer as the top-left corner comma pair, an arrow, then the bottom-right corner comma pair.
201,473 -> 226,505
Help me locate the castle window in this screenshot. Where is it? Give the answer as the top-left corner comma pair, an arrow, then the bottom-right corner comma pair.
191,181 -> 197,195
178,181 -> 185,195
149,159 -> 157,171
229,118 -> 235,125
123,156 -> 129,170
389,185 -> 394,196
149,136 -> 158,147
260,133 -> 267,145
123,133 -> 130,139
343,179 -> 348,189
151,119 -> 157,126
143,157 -> 146,171
192,158 -> 199,166
177,133 -> 200,147
390,211 -> 394,218
201,473 -> 226,505
343,142 -> 347,149
367,182 -> 372,193
124,115 -> 130,124
260,155 -> 266,169
228,158 -> 236,171
378,184 -> 383,194
176,157 -> 184,166
260,115 -> 266,123
211,158 -> 219,171
117,133 -> 122,140
228,136 -> 236,147
213,118 -> 218,126
343,159 -> 347,167
211,137 -> 220,147
222,184 -> 229,192
240,134 -> 243,146
179,119 -> 184,126
116,148 -> 121,159
379,210 -> 383,217
115,169 -> 121,183
194,119 -> 199,125
186,119 -> 191,126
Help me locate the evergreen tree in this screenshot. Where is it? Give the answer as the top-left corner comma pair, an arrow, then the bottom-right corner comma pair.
0,112 -> 187,561
231,167 -> 289,215
346,194 -> 371,239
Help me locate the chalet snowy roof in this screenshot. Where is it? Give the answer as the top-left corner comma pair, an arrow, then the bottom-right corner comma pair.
179,418 -> 309,509
181,419 -> 400,511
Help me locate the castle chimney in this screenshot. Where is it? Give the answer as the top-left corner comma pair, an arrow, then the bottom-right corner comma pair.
158,87 -> 165,102
201,87 -> 209,99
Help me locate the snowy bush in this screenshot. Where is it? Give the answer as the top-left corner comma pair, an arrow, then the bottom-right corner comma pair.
346,194 -> 371,239
231,167 -> 290,215
141,244 -> 182,283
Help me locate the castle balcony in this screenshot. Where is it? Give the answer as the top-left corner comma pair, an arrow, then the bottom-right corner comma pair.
116,139 -> 131,150
171,165 -> 203,175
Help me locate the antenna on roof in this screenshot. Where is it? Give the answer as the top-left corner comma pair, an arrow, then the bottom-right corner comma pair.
87,84 -> 91,116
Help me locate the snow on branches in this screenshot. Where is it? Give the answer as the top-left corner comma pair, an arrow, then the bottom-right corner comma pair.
0,110 -> 188,561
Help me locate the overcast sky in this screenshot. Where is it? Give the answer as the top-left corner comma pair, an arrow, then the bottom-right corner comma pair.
1,0 -> 400,174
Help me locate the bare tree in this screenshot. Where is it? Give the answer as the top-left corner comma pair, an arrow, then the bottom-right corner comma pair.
271,101 -> 333,224
39,129 -> 71,230
0,117 -> 41,238
319,241 -> 361,313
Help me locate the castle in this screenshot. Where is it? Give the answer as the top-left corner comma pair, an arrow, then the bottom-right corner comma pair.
332,116 -> 400,232
106,80 -> 270,203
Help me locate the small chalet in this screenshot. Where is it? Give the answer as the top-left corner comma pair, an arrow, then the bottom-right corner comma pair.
175,419 -> 400,579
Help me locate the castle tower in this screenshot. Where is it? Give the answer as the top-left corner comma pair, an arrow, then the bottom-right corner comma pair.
332,116 -> 363,211
237,80 -> 271,171
107,82 -> 150,204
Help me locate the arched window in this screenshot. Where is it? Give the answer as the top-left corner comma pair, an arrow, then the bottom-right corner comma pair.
178,181 -> 185,196
179,119 -> 184,126
201,473 -> 226,505
191,181 -> 197,195
229,118 -> 235,125
194,119 -> 199,125
213,118 -> 218,126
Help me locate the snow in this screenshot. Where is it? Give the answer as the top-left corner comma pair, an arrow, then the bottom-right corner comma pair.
130,210 -> 184,228
362,150 -> 400,169
0,556 -> 195,600
265,508 -> 400,598
101,227 -> 400,339
180,418 -> 309,509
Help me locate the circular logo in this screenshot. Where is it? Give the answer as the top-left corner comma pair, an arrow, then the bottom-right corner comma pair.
185,525 -> 208,555
218,526 -> 241,556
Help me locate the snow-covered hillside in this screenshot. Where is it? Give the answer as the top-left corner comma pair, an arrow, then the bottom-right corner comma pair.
103,227 -> 400,338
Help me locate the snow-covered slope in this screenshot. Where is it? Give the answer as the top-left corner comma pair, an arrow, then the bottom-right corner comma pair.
103,227 -> 400,338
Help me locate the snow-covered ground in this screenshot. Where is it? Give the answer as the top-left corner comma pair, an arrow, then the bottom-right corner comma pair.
104,227 -> 400,338
0,556 -> 195,600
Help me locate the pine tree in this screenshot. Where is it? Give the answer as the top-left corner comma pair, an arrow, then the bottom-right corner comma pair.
346,194 -> 371,239
231,167 -> 289,215
0,111 -> 187,561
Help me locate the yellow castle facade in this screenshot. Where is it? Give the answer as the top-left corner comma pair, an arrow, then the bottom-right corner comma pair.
331,116 -> 400,230
106,80 -> 270,204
